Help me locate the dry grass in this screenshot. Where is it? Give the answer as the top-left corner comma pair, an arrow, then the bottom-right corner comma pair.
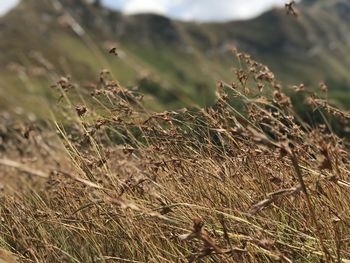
0,51 -> 349,263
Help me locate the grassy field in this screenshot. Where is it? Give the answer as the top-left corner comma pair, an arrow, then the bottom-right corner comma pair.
0,50 -> 349,262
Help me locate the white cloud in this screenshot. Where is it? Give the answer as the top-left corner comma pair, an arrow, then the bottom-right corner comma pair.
0,0 -> 288,21
0,0 -> 19,16
178,0 -> 286,21
123,0 -> 168,15
104,0 -> 288,21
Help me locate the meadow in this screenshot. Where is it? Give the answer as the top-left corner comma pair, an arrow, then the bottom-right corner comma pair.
0,48 -> 349,262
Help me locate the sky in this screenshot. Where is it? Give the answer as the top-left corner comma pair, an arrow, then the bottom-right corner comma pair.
0,0 -> 19,15
101,0 -> 287,21
0,0 -> 287,21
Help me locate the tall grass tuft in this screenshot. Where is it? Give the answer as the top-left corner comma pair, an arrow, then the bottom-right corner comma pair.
0,50 -> 349,263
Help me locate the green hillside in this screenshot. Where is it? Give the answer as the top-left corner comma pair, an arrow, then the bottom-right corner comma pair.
0,0 -> 349,118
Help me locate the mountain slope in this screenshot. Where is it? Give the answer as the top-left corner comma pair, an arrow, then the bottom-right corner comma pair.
0,0 -> 349,118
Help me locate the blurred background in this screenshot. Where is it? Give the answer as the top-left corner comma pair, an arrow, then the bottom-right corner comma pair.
0,0 -> 349,119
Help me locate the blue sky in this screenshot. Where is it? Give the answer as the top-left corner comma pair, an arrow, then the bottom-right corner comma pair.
1,0 -> 287,21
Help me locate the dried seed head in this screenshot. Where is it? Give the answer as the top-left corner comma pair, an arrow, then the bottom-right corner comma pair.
285,1 -> 299,17
319,82 -> 328,93
109,47 -> 118,56
293,84 -> 305,92
75,106 -> 87,117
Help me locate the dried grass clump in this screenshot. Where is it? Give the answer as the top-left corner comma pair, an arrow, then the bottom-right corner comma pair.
1,52 -> 350,263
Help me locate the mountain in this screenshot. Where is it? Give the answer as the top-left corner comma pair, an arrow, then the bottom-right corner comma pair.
0,0 -> 349,118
